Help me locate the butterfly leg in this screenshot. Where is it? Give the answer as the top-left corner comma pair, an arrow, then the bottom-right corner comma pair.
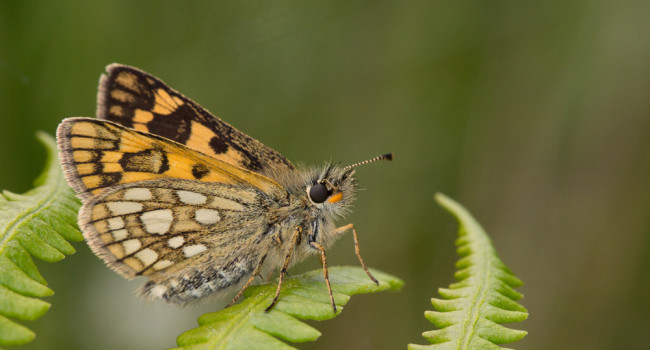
227,253 -> 268,308
335,224 -> 379,285
309,240 -> 337,313
266,226 -> 302,312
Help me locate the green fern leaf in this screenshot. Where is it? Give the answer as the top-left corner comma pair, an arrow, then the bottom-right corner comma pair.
174,266 -> 403,350
0,132 -> 83,346
409,193 -> 528,350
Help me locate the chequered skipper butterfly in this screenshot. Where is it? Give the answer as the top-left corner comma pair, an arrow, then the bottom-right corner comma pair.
57,64 -> 392,311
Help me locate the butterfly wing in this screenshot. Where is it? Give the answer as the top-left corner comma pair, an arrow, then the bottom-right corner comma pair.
79,179 -> 276,304
57,118 -> 288,304
96,63 -> 295,174
57,118 -> 287,201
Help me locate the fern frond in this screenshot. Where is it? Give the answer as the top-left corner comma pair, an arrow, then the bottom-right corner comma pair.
409,193 -> 528,350
0,132 -> 83,346
174,266 -> 403,350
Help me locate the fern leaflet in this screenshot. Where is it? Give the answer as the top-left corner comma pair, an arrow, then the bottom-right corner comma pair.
409,193 -> 528,350
0,132 -> 83,346
174,266 -> 403,350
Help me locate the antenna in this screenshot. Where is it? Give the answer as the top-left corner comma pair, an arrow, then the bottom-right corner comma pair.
343,152 -> 393,170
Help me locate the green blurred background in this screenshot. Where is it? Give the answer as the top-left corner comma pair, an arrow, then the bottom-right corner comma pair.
1,1 -> 649,349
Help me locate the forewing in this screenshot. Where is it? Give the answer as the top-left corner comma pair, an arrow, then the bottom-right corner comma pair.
79,179 -> 274,280
57,118 -> 287,201
97,63 -> 295,173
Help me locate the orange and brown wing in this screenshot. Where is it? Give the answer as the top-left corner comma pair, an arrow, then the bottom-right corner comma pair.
96,64 -> 295,175
56,118 -> 287,202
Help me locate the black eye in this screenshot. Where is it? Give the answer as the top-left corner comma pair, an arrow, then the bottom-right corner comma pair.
309,183 -> 329,203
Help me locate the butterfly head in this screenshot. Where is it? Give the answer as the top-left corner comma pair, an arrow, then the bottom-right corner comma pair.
306,153 -> 393,212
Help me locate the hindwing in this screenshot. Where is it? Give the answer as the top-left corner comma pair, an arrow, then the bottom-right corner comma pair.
79,179 -> 273,281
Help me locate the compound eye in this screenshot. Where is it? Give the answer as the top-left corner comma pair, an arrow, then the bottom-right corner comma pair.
309,183 -> 329,203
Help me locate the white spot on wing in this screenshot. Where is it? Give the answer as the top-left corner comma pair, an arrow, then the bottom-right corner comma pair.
149,285 -> 167,298
123,188 -> 152,201
140,209 -> 173,235
211,197 -> 245,211
122,239 -> 141,255
168,236 -> 185,248
195,209 -> 220,225
107,202 -> 143,215
153,260 -> 173,270
135,248 -> 158,266
177,190 -> 207,205
107,217 -> 125,230
183,244 -> 207,258
112,229 -> 128,241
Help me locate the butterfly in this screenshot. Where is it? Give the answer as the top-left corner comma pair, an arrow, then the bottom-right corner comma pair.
56,64 -> 392,312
